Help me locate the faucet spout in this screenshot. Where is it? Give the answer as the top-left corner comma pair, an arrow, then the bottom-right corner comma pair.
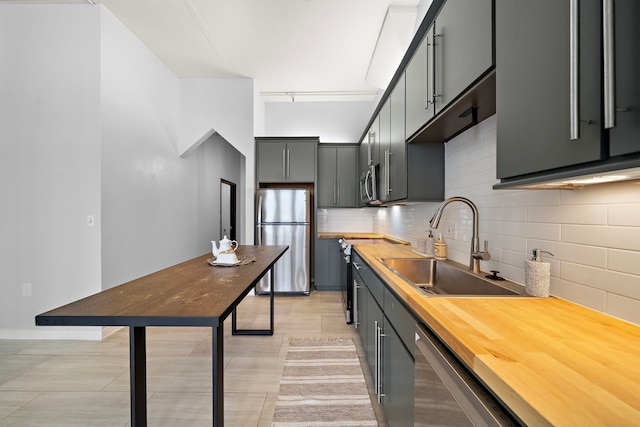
429,197 -> 486,274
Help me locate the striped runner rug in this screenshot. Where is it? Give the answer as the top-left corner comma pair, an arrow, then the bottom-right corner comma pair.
272,337 -> 379,427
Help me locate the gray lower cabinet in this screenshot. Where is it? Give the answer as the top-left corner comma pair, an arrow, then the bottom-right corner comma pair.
383,322 -> 414,427
352,251 -> 415,426
317,145 -> 358,208
256,138 -> 316,183
314,238 -> 346,291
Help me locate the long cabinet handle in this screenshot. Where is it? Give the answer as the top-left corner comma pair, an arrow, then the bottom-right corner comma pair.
430,28 -> 440,105
603,0 -> 615,129
569,0 -> 580,140
352,261 -> 361,270
353,281 -> 360,328
286,149 -> 290,178
385,149 -> 392,195
282,149 -> 287,178
375,321 -> 385,403
424,35 -> 431,108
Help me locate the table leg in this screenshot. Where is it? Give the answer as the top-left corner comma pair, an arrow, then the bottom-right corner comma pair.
130,326 -> 147,427
212,324 -> 224,427
231,267 -> 275,336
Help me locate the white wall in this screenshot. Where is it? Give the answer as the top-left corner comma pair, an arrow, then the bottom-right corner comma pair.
100,11 -> 245,288
323,115 -> 640,326
0,4 -> 103,338
264,101 -> 375,143
179,79 -> 255,244
0,4 -> 251,338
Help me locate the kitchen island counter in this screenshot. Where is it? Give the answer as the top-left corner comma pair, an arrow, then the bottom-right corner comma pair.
353,242 -> 640,426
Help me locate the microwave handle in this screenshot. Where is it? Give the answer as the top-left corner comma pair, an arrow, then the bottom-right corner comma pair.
364,170 -> 372,201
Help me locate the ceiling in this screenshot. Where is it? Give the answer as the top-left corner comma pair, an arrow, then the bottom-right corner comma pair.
9,0 -> 426,102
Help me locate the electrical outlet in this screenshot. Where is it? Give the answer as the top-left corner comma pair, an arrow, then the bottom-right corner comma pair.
23,283 -> 32,297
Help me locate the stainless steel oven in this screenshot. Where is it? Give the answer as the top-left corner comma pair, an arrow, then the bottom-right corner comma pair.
338,238 -> 353,324
414,323 -> 522,426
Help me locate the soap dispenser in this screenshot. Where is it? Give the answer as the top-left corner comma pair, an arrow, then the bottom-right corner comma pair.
524,249 -> 554,297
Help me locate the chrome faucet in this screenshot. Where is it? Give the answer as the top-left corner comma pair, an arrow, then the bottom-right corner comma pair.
429,196 -> 490,274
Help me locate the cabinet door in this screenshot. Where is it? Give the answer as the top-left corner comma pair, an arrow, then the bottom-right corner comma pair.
314,238 -> 345,291
383,323 -> 415,427
287,141 -> 316,182
317,147 -> 338,207
335,147 -> 357,207
379,98 -> 392,201
609,0 -> 640,157
496,0 -> 602,179
257,141 -> 287,182
405,27 -> 435,139
389,74 -> 407,202
365,291 -> 384,394
369,115 -> 381,167
354,267 -> 367,347
434,0 -> 493,113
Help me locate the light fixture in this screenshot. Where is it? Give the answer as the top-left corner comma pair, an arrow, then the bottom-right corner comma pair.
515,168 -> 640,189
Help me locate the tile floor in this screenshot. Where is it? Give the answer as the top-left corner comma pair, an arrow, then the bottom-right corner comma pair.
0,291 -> 387,426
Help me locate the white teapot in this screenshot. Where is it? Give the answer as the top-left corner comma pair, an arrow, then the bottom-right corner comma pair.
212,236 -> 239,264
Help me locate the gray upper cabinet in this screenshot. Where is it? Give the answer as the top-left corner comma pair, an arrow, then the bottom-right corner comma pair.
495,0 -> 640,187
256,138 -> 316,183
433,0 -> 493,113
379,73 -> 444,204
317,145 -> 358,208
609,0 -> 640,157
405,26 -> 435,140
495,0 -> 601,180
381,75 -> 408,202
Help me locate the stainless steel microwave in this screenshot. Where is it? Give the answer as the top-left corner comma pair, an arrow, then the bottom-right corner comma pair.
360,163 -> 381,205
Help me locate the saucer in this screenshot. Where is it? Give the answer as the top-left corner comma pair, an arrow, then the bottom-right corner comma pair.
208,258 -> 241,266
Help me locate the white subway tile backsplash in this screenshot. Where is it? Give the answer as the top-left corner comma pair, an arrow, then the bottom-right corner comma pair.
562,262 -> 640,300
528,205 -> 607,225
562,225 -> 640,251
608,249 -> 640,276
551,277 -> 607,312
609,204 -> 640,226
606,294 -> 640,325
527,239 -> 606,268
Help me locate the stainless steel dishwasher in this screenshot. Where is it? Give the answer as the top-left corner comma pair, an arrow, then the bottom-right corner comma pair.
414,324 -> 522,426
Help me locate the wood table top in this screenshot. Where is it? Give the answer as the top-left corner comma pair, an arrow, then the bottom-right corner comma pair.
36,245 -> 288,328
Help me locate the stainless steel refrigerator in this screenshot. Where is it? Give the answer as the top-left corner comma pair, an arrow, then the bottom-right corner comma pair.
255,188 -> 311,294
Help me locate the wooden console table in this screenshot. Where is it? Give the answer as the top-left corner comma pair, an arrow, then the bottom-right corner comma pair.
36,245 -> 288,427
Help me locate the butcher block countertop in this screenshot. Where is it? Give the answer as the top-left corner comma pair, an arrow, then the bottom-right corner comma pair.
352,242 -> 640,427
317,232 -> 410,245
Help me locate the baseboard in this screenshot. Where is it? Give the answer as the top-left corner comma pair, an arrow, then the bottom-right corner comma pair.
0,327 -> 103,340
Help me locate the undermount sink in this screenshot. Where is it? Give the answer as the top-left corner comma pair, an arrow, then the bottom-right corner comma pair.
378,257 -> 523,297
